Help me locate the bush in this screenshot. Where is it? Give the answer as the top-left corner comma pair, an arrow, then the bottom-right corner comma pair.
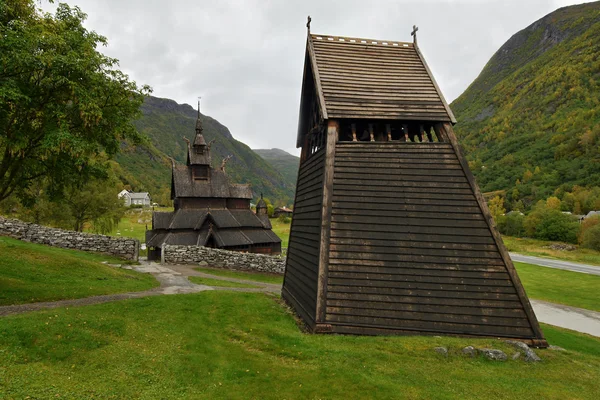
530,209 -> 579,243
278,215 -> 291,224
581,225 -> 600,251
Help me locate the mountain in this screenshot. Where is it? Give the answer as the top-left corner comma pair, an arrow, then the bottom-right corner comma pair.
113,96 -> 295,206
451,1 -> 600,210
253,148 -> 300,202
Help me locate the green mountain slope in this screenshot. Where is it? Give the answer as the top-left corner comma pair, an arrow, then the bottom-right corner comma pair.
451,1 -> 600,210
253,148 -> 300,203
114,96 -> 295,205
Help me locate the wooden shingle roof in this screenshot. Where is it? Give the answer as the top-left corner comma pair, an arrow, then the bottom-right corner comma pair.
306,33 -> 456,122
172,166 -> 253,199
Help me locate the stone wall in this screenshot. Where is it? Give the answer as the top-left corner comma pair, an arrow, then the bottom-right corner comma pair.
162,245 -> 285,274
0,216 -> 139,260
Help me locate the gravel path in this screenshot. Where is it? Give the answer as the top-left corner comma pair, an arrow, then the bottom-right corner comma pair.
0,261 -> 278,317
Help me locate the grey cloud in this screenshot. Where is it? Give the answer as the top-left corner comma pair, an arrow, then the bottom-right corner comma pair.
42,0 -> 586,155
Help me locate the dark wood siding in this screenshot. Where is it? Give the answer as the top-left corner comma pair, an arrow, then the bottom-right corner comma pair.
282,149 -> 326,326
325,142 -> 536,338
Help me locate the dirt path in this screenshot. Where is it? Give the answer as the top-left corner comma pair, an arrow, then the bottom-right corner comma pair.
0,261 -> 279,317
4,261 -> 599,339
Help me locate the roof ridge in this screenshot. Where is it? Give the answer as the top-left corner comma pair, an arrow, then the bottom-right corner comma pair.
310,33 -> 413,48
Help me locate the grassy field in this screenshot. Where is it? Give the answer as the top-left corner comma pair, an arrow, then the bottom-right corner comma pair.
194,267 -> 283,285
503,236 -> 600,265
0,291 -> 598,399
0,237 -> 158,306
188,276 -> 261,288
101,207 -> 172,242
515,261 -> 600,311
269,217 -> 291,248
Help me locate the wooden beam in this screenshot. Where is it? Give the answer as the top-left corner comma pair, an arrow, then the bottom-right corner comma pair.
414,47 -> 457,124
316,119 -> 338,323
441,123 -> 547,346
307,34 -> 328,120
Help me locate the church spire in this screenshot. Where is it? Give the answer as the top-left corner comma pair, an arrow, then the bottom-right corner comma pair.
194,97 -> 206,147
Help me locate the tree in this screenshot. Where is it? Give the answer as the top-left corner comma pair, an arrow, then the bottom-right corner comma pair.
546,196 -> 561,210
524,200 -> 547,237
262,197 -> 275,218
0,1 -> 151,203
579,215 -> 600,244
581,225 -> 600,251
61,175 -> 125,233
499,212 -> 525,237
488,196 -> 506,224
527,207 -> 579,243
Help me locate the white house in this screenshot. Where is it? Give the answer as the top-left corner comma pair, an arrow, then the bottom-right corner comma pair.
118,190 -> 151,207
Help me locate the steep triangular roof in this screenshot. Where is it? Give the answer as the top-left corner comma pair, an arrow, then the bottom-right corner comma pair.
297,33 -> 456,146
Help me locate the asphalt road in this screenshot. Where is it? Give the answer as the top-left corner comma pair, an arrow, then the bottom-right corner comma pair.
531,300 -> 600,337
510,253 -> 600,276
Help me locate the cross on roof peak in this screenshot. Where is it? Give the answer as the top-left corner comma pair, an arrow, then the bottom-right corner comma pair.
411,25 -> 418,44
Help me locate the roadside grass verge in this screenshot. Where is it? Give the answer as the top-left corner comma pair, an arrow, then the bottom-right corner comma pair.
504,236 -> 600,265
0,237 -> 158,306
0,292 -> 598,399
515,261 -> 600,311
188,276 -> 261,288
194,267 -> 283,285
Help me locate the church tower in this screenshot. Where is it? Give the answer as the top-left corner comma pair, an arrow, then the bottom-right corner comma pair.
146,102 -> 281,260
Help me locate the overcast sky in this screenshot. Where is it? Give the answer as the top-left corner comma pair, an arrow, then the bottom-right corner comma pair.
42,0 -> 587,155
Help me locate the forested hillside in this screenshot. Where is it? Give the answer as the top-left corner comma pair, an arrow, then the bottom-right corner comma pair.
114,97 -> 296,205
253,148 -> 300,199
451,1 -> 600,211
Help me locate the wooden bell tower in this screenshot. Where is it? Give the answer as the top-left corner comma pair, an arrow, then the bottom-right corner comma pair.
282,21 -> 547,346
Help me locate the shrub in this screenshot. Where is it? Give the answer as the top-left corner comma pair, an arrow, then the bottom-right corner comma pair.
278,215 -> 291,224
532,209 -> 579,243
581,225 -> 600,251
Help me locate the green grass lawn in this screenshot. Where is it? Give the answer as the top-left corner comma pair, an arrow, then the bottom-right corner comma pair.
101,208 -> 158,242
194,267 -> 283,285
503,235 -> 600,266
0,292 -> 598,399
0,237 -> 158,306
188,276 -> 261,288
515,261 -> 600,311
270,217 -> 290,248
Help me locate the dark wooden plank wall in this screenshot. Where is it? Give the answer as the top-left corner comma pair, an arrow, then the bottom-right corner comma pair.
325,142 -> 537,339
283,149 -> 326,326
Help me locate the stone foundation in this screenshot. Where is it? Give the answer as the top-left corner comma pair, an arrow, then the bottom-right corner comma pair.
0,216 -> 139,261
162,245 -> 285,274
